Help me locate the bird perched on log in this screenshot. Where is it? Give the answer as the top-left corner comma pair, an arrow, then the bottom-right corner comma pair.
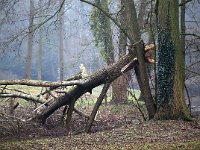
79,64 -> 88,78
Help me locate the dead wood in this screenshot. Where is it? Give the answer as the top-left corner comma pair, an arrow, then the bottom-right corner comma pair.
85,83 -> 111,133
33,53 -> 135,124
0,79 -> 83,87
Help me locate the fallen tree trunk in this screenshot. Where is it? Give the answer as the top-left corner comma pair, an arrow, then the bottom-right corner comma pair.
34,53 -> 135,123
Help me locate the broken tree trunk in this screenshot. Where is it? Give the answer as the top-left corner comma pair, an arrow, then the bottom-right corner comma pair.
34,53 -> 135,124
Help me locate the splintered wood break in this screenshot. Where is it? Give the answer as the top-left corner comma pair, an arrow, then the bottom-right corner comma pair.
121,58 -> 138,73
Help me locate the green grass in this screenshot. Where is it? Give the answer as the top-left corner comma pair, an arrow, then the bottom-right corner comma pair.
1,84 -> 143,109
75,86 -> 142,108
5,85 -> 42,95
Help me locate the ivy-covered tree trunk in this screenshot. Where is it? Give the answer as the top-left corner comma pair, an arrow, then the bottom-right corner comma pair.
91,0 -> 114,64
90,0 -> 117,103
100,0 -> 114,64
156,0 -> 190,119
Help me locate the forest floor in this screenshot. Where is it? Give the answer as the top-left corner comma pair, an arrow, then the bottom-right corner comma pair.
0,104 -> 200,150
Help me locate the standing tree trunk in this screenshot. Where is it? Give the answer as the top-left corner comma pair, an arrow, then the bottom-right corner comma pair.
38,31 -> 42,80
111,1 -> 129,104
156,0 -> 190,119
180,0 -> 186,83
58,0 -> 65,81
124,0 -> 156,119
38,1 -> 43,80
26,0 -> 35,79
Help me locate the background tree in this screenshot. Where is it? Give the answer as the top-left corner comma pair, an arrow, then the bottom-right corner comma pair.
111,0 -> 129,104
58,0 -> 65,81
26,0 -> 35,79
90,0 -> 114,65
37,0 -> 44,80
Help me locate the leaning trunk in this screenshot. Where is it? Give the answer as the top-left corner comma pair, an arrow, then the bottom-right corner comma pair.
124,0 -> 156,119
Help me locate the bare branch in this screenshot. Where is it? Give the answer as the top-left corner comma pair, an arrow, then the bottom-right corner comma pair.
184,68 -> 200,76
1,0 -> 66,49
0,79 -> 83,87
0,93 -> 46,104
179,0 -> 193,6
181,33 -> 200,39
80,0 -> 133,43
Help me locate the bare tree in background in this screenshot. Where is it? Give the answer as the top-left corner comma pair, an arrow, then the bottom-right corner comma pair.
58,0 -> 65,81
38,0 -> 44,80
26,0 -> 35,79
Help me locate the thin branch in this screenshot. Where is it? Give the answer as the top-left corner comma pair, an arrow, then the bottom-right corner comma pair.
33,98 -> 53,113
0,86 -> 30,95
181,33 -> 200,39
2,0 -> 66,48
187,60 -> 200,68
184,68 -> 200,76
85,83 -> 111,133
0,79 -> 83,87
29,0 -> 66,34
179,0 -> 193,6
128,89 -> 146,121
0,93 -> 46,104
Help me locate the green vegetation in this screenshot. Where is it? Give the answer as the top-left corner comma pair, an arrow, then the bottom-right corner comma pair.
75,85 -> 142,108
0,85 -> 142,108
